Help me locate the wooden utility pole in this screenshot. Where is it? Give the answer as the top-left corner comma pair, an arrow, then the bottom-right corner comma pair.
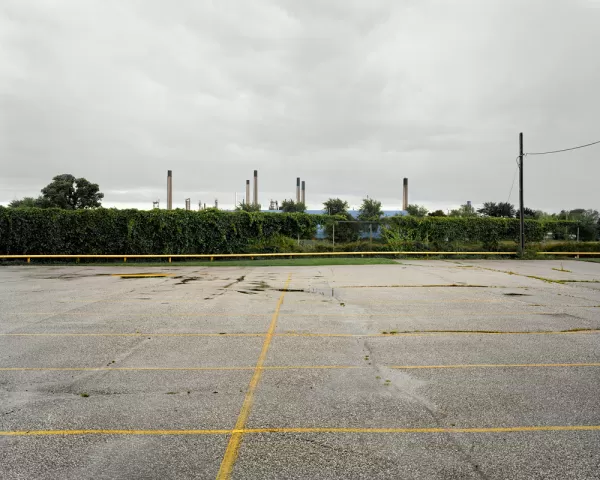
519,133 -> 525,255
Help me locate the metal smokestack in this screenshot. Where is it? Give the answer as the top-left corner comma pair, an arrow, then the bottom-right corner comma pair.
301,180 -> 305,205
245,180 -> 250,205
167,170 -> 173,210
403,178 -> 408,211
296,177 -> 301,203
253,170 -> 258,206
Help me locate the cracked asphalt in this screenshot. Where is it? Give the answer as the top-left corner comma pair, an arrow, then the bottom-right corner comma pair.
1,260 -> 599,479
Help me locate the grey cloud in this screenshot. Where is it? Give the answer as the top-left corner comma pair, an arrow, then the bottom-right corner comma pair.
1,0 -> 599,212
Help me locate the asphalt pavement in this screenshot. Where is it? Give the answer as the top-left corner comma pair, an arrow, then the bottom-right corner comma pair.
1,260 -> 599,479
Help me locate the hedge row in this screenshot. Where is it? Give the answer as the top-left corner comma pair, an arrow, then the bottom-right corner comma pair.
0,207 -> 324,255
0,207 -> 584,255
380,217 -> 579,249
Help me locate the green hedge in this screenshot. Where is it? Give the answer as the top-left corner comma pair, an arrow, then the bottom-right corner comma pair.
381,217 -> 579,250
0,207 -> 324,255
0,207 -> 586,255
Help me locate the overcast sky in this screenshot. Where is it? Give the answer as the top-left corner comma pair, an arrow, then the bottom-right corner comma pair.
1,0 -> 599,212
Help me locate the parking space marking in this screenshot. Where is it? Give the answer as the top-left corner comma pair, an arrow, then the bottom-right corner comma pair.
0,333 -> 262,337
243,425 -> 600,434
2,363 -> 598,372
216,273 -> 292,480
1,330 -> 599,337
0,429 -> 230,436
390,363 -> 600,369
6,311 -> 564,317
2,425 -> 599,437
0,365 -> 359,372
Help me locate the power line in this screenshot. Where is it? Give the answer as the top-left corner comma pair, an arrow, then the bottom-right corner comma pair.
526,139 -> 600,156
506,156 -> 519,203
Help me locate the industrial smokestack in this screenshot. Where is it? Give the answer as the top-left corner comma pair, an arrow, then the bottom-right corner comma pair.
301,180 -> 306,205
245,180 -> 250,205
185,198 -> 190,211
403,178 -> 408,210
253,170 -> 258,206
296,177 -> 301,203
167,170 -> 173,210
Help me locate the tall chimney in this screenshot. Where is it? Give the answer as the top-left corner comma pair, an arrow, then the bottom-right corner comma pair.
245,180 -> 250,205
301,180 -> 306,205
185,198 -> 190,211
167,170 -> 173,210
403,178 -> 408,210
253,170 -> 258,207
296,177 -> 301,203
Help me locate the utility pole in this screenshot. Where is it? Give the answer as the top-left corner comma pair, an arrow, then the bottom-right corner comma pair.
519,132 -> 525,255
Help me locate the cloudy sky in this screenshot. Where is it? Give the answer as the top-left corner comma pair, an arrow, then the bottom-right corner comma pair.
1,0 -> 599,212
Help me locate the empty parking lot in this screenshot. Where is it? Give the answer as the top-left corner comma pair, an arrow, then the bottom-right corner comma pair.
1,259 -> 599,479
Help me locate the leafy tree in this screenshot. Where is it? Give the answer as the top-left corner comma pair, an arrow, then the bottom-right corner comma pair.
322,198 -> 359,243
556,209 -> 600,240
448,203 -> 478,217
405,204 -> 429,217
323,198 -> 349,216
477,202 -> 516,218
8,197 -> 46,208
39,174 -> 104,209
280,199 -> 306,213
428,210 -> 447,217
236,202 -> 261,212
522,207 -> 539,219
357,198 -> 383,221
357,197 -> 384,239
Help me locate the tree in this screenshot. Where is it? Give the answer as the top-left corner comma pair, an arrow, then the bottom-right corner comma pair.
38,174 -> 104,209
477,202 -> 516,218
280,199 -> 306,213
428,210 -> 446,217
323,198 -> 359,243
357,198 -> 383,221
236,202 -> 261,212
9,197 -> 45,208
556,209 -> 600,241
323,198 -> 349,216
405,204 -> 429,217
523,207 -> 539,219
448,203 -> 477,217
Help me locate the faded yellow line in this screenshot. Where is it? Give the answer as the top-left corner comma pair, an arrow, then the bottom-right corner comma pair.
243,425 -> 600,434
2,363 -> 598,373
391,363 -> 600,369
0,429 -> 229,436
4,425 -> 598,437
216,273 -> 292,480
276,330 -> 600,337
0,367 -> 256,371
0,365 -> 359,372
0,333 -> 262,337
111,274 -> 174,278
1,330 -> 599,338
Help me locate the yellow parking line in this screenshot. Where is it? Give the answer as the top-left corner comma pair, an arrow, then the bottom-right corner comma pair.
0,365 -> 359,372
243,425 -> 600,434
1,330 -> 598,338
0,429 -> 229,436
111,274 -> 175,278
6,312 -> 565,317
2,364 -> 597,373
390,363 -> 600,369
216,273 -> 292,480
2,425 -> 599,437
0,333 -> 262,337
